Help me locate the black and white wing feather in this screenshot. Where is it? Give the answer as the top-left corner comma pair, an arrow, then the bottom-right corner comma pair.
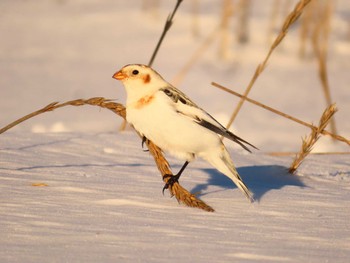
160,86 -> 257,153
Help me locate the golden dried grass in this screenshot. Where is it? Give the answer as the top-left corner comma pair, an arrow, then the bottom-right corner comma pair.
172,25 -> 219,86
211,0 -> 346,175
218,0 -> 234,60
299,0 -> 337,135
236,0 -> 251,43
311,0 -> 337,136
225,0 -> 312,129
289,104 -> 338,173
211,83 -> 350,146
0,97 -> 214,212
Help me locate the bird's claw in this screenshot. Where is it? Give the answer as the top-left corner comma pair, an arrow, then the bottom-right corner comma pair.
141,136 -> 149,152
162,174 -> 179,195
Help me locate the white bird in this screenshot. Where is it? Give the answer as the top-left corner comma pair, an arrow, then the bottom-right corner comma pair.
113,64 -> 256,202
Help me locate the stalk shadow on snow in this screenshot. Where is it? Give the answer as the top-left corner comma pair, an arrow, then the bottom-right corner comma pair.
191,165 -> 306,201
13,162 -> 146,171
1,136 -> 80,151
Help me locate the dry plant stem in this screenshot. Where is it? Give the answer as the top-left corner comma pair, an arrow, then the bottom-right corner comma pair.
299,0 -> 313,58
146,141 -> 214,212
311,0 -> 337,136
142,0 -> 160,17
123,1 -> 183,131
212,82 -> 350,146
172,25 -> 219,86
236,0 -> 251,43
0,97 -> 214,212
268,151 -> 350,157
191,0 -> 200,37
225,0 -> 312,129
289,104 -> 337,174
0,98 -> 125,134
268,0 -> 281,45
148,0 -> 183,67
218,0 -> 233,60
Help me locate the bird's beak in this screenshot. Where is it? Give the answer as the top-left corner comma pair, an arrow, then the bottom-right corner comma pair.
112,70 -> 127,80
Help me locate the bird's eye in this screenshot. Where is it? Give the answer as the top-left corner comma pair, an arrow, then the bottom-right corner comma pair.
132,70 -> 139,75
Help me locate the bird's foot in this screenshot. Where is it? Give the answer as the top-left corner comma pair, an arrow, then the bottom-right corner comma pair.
162,174 -> 180,194
162,161 -> 189,194
141,136 -> 149,152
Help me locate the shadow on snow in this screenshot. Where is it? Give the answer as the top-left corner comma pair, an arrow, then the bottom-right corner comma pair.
191,165 -> 306,201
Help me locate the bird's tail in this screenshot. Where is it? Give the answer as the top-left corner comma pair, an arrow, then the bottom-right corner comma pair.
203,145 -> 254,202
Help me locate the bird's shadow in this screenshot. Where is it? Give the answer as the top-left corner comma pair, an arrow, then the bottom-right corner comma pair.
190,165 -> 306,201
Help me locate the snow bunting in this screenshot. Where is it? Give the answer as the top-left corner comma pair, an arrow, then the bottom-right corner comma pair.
113,64 -> 256,202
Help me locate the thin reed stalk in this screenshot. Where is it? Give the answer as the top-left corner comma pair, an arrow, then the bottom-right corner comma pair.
218,0 -> 234,60
211,82 -> 349,146
225,0 -> 312,129
311,0 -> 337,136
142,0 -> 160,18
148,0 -> 183,67
268,0 -> 281,45
268,151 -> 350,157
172,25 -> 219,86
191,0 -> 200,37
236,0 -> 251,43
299,0 -> 314,57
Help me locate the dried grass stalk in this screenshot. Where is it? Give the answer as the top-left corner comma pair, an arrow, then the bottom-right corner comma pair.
289,104 -> 338,174
268,0 -> 281,45
226,0 -> 312,129
148,0 -> 183,67
146,140 -> 214,211
142,0 -> 160,18
218,0 -> 234,60
211,82 -> 350,146
268,151 -> 350,157
0,97 -> 214,212
236,0 -> 251,43
172,25 -> 219,86
191,0 -> 200,37
299,0 -> 314,58
0,98 -> 125,134
311,0 -> 337,136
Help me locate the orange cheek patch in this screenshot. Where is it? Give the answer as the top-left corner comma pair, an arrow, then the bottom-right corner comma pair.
143,74 -> 151,84
135,95 -> 154,108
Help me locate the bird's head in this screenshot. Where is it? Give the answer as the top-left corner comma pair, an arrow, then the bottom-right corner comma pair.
113,64 -> 167,100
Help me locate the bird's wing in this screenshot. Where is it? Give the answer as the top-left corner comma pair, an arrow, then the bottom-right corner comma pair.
159,86 -> 257,153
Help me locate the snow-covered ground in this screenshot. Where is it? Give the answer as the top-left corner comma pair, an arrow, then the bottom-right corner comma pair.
0,0 -> 349,262
1,132 -> 349,262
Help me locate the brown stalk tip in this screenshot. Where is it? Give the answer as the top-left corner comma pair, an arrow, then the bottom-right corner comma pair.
288,104 -> 338,174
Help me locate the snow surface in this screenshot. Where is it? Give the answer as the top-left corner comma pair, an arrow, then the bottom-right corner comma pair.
1,132 -> 349,262
0,0 -> 349,262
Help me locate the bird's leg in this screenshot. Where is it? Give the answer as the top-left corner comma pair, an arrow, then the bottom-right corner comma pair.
141,136 -> 149,152
162,161 -> 189,194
